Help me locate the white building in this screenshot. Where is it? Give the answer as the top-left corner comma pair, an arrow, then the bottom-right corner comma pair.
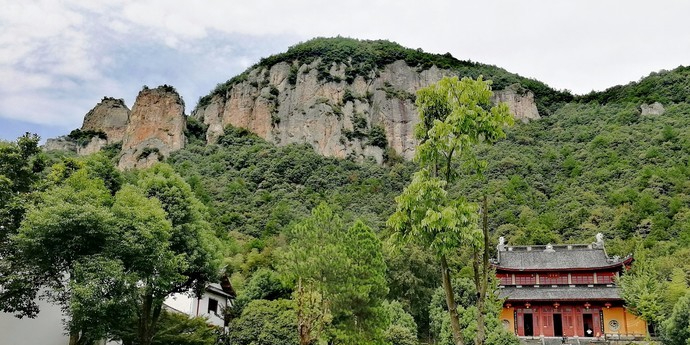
163,283 -> 234,327
0,298 -> 70,345
0,282 -> 235,345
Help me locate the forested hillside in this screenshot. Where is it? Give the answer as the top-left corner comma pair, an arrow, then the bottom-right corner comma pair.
2,38 -> 690,345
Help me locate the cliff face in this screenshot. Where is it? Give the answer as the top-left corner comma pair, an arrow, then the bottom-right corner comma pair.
118,86 -> 186,170
82,97 -> 130,143
491,84 -> 540,123
45,98 -> 130,155
193,60 -> 539,162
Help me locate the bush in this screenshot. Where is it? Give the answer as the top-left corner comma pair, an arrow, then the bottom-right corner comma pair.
67,129 -> 107,147
368,125 -> 388,149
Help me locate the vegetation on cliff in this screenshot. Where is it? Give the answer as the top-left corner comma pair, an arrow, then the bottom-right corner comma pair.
197,37 -> 573,115
579,65 -> 690,104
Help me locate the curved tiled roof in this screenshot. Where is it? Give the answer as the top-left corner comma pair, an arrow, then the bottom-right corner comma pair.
494,244 -> 630,271
499,286 -> 622,301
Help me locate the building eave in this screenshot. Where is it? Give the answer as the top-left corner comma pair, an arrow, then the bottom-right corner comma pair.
494,262 -> 626,272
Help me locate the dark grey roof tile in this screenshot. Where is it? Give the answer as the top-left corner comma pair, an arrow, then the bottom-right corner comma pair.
499,286 -> 622,301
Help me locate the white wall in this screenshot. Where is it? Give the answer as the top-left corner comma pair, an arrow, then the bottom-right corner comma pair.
191,292 -> 227,327
163,290 -> 227,327
164,293 -> 195,314
0,299 -> 70,345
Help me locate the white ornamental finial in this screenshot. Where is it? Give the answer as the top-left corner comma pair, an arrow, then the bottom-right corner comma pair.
595,233 -> 605,248
497,236 -> 506,251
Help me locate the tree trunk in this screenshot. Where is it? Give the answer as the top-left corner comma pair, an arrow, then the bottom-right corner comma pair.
138,293 -> 153,345
296,279 -> 311,345
441,255 -> 464,345
474,196 -> 490,345
68,331 -> 79,345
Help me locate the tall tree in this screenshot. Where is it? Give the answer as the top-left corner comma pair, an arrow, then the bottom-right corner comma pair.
279,203 -> 345,345
122,163 -> 223,345
0,134 -> 46,318
279,203 -> 389,344
339,220 -> 389,342
662,290 -> 690,345
388,76 -> 513,345
3,159 -> 222,345
11,169 -> 117,344
619,249 -> 665,334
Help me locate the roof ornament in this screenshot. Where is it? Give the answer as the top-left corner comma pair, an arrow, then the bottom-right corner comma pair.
498,236 -> 506,252
544,243 -> 555,252
593,233 -> 605,248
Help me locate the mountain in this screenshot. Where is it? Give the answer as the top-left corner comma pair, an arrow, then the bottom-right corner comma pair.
41,38 -> 690,245
24,36 -> 690,341
45,85 -> 186,169
191,37 -> 568,162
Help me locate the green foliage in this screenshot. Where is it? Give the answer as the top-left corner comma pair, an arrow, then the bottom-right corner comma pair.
384,242 -> 438,338
619,244 -> 690,335
368,125 -> 388,149
279,204 -> 389,344
383,300 -> 418,345
3,158 -> 221,345
230,268 -> 291,318
8,169 -> 116,319
136,164 -> 223,296
0,133 -> 45,237
67,128 -> 108,147
428,278 -> 519,345
579,65 -> 690,105
227,299 -> 298,345
414,76 -> 514,180
186,116 -> 209,144
380,82 -> 416,101
662,291 -> 690,345
388,169 -> 481,255
196,37 -> 572,113
169,125 -> 415,239
151,311 -> 221,345
390,76 -> 514,345
137,147 -> 162,161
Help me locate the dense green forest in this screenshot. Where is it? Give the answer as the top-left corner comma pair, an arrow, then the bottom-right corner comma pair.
2,38 -> 690,344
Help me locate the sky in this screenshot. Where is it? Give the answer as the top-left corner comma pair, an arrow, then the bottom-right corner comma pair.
1,0 -> 689,142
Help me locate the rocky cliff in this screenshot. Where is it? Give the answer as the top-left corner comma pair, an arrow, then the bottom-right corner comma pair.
45,97 -> 131,155
118,86 -> 186,170
81,97 -> 130,143
491,84 -> 540,123
192,59 -> 539,163
44,38 -> 558,167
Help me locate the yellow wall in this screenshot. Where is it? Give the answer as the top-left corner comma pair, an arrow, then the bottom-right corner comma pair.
624,310 -> 648,336
500,308 -> 515,334
602,307 -> 647,335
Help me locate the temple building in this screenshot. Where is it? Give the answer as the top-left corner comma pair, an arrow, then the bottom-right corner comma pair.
493,234 -> 648,338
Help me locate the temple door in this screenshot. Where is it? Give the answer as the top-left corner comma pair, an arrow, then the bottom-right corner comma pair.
562,307 -> 576,337
592,310 -> 602,337
541,307 -> 554,337
517,309 -> 524,336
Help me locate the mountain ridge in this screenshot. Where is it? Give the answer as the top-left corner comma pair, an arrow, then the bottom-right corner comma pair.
42,37 -> 688,169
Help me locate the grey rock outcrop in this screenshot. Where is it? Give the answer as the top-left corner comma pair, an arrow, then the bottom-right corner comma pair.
118,86 -> 186,170
77,136 -> 109,156
81,97 -> 130,143
44,137 -> 78,152
44,98 -> 130,155
193,60 -> 539,162
641,102 -> 665,116
491,84 -> 541,123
